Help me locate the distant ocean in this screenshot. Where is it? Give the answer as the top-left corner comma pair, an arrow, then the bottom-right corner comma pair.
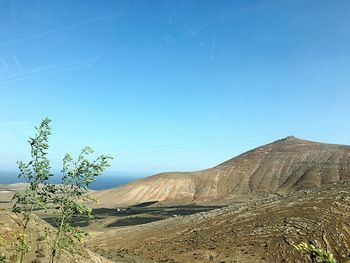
0,171 -> 143,190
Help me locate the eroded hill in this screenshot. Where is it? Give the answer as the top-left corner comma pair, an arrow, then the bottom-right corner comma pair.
92,136 -> 350,207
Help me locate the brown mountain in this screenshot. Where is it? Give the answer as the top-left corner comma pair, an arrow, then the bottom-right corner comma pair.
92,136 -> 350,207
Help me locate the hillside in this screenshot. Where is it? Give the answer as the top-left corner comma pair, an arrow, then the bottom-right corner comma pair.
0,211 -> 112,263
92,136 -> 350,207
87,182 -> 350,262
0,183 -> 28,206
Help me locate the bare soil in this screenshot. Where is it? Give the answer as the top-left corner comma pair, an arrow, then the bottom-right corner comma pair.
87,182 -> 350,263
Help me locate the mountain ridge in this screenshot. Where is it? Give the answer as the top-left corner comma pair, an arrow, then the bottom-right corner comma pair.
92,136 -> 350,207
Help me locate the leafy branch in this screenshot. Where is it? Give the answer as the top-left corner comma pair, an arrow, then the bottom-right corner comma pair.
12,117 -> 52,263
49,149 -> 112,263
293,242 -> 337,263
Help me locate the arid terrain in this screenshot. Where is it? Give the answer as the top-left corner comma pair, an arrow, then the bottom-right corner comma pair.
2,0 -> 348,261
0,211 -> 112,263
1,136 -> 350,262
92,136 -> 350,207
87,182 -> 350,262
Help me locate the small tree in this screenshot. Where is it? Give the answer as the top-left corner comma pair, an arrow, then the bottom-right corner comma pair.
49,148 -> 112,263
12,118 -> 52,263
12,118 -> 112,263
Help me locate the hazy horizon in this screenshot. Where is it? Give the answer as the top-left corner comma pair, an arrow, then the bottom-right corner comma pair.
0,171 -> 143,190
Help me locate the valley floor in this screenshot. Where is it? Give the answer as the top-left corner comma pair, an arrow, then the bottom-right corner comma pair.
86,183 -> 350,263
2,183 -> 350,262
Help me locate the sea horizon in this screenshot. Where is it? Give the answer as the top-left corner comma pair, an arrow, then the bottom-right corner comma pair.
0,171 -> 144,190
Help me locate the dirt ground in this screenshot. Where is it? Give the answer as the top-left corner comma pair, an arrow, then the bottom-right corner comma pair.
2,183 -> 350,262
86,182 -> 350,263
0,211 -> 112,263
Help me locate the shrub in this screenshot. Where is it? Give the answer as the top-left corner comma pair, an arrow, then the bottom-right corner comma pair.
293,242 -> 337,263
12,118 -> 112,263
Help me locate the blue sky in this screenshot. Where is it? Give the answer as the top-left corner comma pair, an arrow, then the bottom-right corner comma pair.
0,0 -> 350,177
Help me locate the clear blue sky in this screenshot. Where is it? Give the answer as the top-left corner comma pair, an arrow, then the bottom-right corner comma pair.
0,0 -> 350,177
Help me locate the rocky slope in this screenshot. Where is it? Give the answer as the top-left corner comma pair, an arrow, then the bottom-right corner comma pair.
0,211 -> 112,263
88,182 -> 350,263
92,136 -> 350,206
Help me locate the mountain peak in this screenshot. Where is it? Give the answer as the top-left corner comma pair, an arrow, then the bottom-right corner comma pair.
275,135 -> 301,144
284,135 -> 297,140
